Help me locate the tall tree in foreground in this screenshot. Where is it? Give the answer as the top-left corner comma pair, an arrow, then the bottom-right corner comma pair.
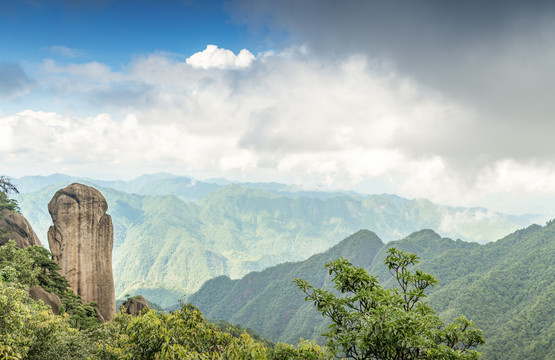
295,248 -> 484,360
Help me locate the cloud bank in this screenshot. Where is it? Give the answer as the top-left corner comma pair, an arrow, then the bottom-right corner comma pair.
2,43 -> 555,215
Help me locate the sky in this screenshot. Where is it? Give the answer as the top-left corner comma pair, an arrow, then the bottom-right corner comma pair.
1,0 -> 555,216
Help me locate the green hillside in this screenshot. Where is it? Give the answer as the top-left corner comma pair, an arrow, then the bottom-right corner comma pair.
191,230 -> 385,343
191,224 -> 555,360
14,175 -> 535,307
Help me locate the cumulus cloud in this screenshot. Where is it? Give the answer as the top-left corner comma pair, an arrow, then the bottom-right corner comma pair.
0,62 -> 34,100
186,45 -> 255,69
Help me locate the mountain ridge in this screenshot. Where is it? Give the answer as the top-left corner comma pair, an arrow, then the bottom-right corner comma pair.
12,174 -> 538,307
190,223 -> 554,360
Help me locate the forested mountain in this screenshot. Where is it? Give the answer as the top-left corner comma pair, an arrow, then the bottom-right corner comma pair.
191,224 -> 555,360
14,174 -> 535,307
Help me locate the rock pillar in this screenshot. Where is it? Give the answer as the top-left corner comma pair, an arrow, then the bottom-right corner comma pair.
47,183 -> 116,321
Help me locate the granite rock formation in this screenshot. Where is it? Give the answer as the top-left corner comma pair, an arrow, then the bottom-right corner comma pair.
48,183 -> 116,321
29,286 -> 62,315
121,295 -> 150,316
0,208 -> 42,248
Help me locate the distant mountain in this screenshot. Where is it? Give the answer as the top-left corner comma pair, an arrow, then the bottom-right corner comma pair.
13,174 -> 536,308
14,173 -> 75,193
190,223 -> 555,360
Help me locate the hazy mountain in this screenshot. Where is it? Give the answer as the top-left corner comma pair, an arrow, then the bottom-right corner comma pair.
13,174 -> 536,307
190,223 -> 554,360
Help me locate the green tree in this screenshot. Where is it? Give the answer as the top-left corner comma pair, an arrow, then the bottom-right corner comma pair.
295,247 -> 484,360
0,176 -> 19,195
268,339 -> 332,360
96,302 -> 269,359
0,271 -> 96,359
0,192 -> 19,213
0,240 -> 100,329
95,302 -> 331,360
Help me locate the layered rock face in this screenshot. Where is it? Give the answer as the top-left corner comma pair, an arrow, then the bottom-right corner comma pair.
0,208 -> 42,248
48,183 -> 116,321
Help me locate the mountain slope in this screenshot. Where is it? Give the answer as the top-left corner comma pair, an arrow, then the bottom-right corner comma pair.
190,223 -> 554,360
191,229 -> 385,342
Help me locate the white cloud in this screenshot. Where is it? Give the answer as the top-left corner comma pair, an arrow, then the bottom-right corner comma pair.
0,110 -> 252,174
186,45 -> 255,69
479,159 -> 555,194
3,46 -> 555,216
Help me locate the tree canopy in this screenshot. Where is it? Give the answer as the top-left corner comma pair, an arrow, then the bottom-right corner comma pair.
0,241 -> 332,359
295,247 -> 484,359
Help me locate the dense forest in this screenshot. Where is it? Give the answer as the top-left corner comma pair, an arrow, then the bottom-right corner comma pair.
0,236 -> 329,359
191,226 -> 554,360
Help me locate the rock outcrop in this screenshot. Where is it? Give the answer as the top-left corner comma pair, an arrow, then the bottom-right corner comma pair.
48,183 -> 116,321
121,295 -> 150,316
29,286 -> 62,315
0,208 -> 42,248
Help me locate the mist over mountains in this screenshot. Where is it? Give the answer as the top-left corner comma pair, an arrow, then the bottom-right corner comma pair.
13,173 -> 537,307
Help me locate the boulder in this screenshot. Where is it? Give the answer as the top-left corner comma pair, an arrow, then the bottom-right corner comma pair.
121,295 -> 150,316
29,286 -> 62,315
0,208 -> 42,248
48,183 -> 116,321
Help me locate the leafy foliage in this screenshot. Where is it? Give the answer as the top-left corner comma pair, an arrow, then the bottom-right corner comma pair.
1,274 -> 328,360
0,280 -> 97,360
0,241 -> 329,359
268,340 -> 332,360
93,302 -> 330,359
0,192 -> 20,213
0,240 -> 99,329
295,248 -> 484,359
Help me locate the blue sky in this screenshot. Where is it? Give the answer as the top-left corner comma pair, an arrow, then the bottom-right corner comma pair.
0,1 -> 263,65
2,0 -> 555,216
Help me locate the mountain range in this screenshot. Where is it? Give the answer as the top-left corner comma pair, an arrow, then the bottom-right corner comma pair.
190,224 -> 554,360
13,173 -> 537,307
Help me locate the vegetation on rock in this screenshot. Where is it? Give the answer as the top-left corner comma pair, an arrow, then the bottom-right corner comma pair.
0,192 -> 20,213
